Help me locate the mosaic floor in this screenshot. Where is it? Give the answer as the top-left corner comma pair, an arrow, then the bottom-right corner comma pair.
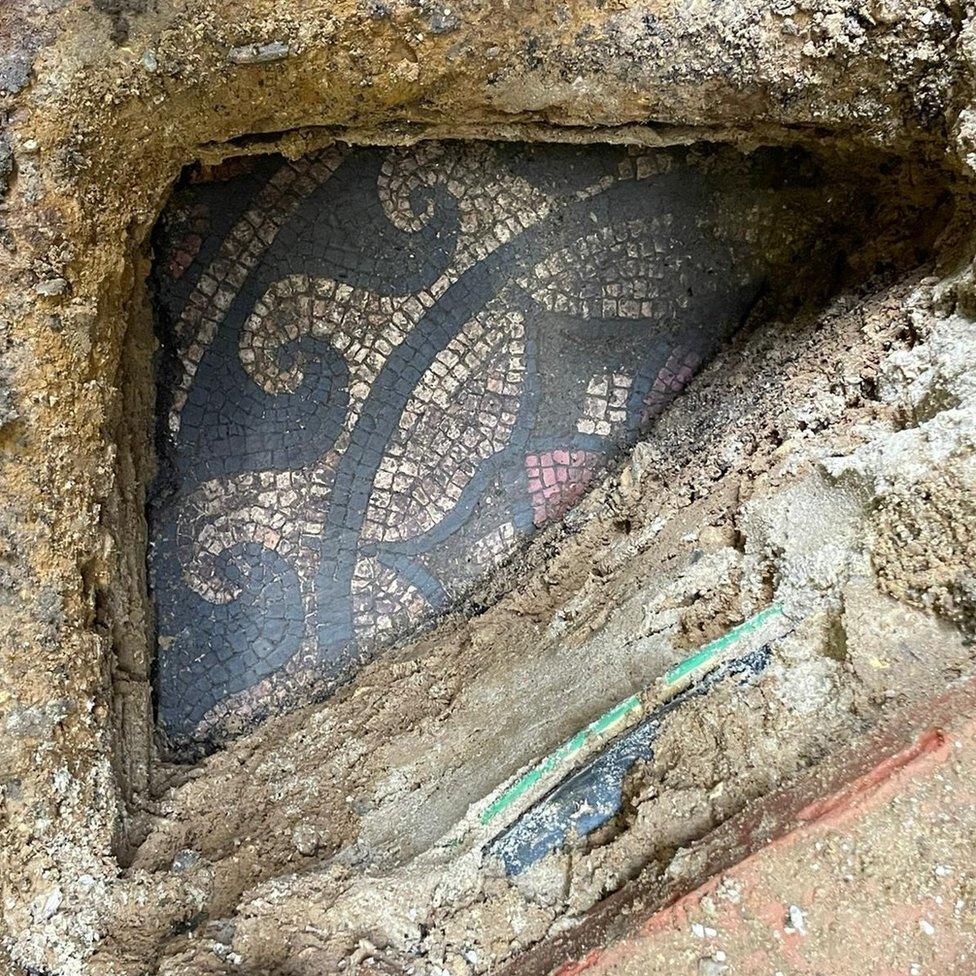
150,141 -> 820,751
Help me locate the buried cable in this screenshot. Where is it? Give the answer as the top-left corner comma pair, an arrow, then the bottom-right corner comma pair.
477,604 -> 787,832
445,604 -> 791,873
489,641 -> 775,875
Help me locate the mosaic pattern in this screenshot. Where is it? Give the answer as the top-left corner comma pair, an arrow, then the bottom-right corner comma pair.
151,142 -> 805,751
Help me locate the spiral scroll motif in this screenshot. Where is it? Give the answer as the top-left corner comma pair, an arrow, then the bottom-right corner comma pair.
150,142 -> 772,751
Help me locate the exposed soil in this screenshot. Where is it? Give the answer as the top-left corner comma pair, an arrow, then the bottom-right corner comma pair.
1,1 -> 976,974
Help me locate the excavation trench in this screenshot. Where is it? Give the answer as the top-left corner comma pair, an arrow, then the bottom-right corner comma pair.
6,0 -> 976,972
112,134 -> 968,972
146,139 -> 947,754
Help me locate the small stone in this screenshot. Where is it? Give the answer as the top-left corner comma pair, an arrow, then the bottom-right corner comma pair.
0,52 -> 30,95
37,888 -> 62,921
787,904 -> 807,935
698,958 -> 727,976
21,139 -> 38,153
428,8 -> 458,33
699,894 -> 718,917
919,919 -> 935,936
228,41 -> 291,65
141,50 -> 158,72
171,848 -> 203,872
291,824 -> 320,856
34,277 -> 68,297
